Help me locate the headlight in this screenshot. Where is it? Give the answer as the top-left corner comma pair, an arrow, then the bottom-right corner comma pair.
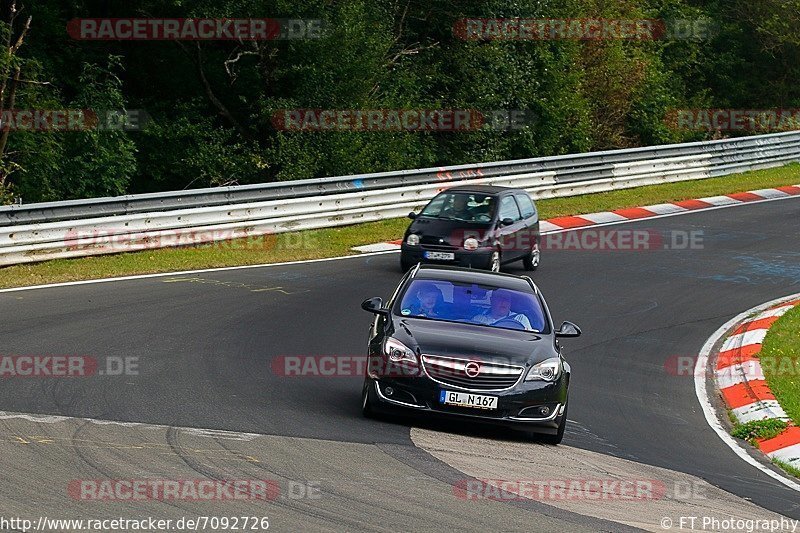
464,237 -> 479,251
525,357 -> 562,382
384,338 -> 417,364
406,234 -> 420,246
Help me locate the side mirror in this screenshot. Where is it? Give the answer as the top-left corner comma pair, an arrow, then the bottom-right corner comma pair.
555,321 -> 581,338
501,218 -> 514,227
407,211 -> 417,220
361,297 -> 389,315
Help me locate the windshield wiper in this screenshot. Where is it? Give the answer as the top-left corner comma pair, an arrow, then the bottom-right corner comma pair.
424,214 -> 456,220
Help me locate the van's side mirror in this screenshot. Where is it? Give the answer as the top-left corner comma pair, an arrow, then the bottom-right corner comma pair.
555,321 -> 581,338
501,218 -> 514,226
408,212 -> 417,219
361,297 -> 389,316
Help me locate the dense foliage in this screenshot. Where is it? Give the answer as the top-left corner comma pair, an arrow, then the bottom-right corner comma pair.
1,0 -> 798,203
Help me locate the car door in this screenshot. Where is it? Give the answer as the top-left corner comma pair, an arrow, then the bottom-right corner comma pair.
495,194 -> 526,261
515,192 -> 539,255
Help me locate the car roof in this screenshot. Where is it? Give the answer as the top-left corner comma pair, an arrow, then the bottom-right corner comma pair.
413,264 -> 537,292
443,185 -> 525,195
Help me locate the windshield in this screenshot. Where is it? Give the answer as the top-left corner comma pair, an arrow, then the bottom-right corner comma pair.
419,192 -> 495,223
396,279 -> 548,333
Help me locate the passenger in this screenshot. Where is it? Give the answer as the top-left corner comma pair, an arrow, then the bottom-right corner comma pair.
471,195 -> 493,220
472,290 -> 532,330
408,285 -> 441,318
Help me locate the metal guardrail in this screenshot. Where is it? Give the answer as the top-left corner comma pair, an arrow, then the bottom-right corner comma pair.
0,131 -> 798,266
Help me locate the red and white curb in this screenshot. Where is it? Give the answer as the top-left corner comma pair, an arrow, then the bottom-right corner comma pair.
715,299 -> 800,469
695,294 -> 800,492
352,184 -> 800,252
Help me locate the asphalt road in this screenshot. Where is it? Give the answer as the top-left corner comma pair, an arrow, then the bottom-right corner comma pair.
1,196 -> 799,530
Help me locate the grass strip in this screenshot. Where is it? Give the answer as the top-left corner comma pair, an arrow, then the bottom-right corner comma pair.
731,419 -> 788,445
0,162 -> 798,289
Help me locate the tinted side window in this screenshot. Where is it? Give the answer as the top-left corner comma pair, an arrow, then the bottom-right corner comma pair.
516,194 -> 536,219
498,196 -> 522,221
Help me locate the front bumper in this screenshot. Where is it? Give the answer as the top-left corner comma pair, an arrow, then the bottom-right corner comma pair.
366,366 -> 568,432
401,244 -> 493,269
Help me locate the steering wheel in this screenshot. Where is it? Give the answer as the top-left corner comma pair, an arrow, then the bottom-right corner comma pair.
492,318 -> 526,330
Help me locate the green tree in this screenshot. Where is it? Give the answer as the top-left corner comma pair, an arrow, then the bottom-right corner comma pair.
4,0 -> 797,202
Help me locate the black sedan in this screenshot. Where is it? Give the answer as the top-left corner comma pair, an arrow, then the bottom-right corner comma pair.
400,185 -> 541,273
360,264 -> 581,444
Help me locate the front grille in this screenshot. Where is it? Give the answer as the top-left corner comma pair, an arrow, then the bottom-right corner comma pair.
420,236 -> 457,250
420,244 -> 458,252
422,354 -> 523,391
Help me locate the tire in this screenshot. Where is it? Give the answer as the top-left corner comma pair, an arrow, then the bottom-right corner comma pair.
489,250 -> 501,273
522,241 -> 540,271
539,403 -> 567,445
362,379 -> 378,418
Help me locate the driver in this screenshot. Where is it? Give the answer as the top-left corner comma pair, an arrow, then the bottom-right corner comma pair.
443,194 -> 472,220
472,290 -> 532,330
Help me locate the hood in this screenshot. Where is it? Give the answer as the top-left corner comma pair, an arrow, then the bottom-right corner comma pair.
394,317 -> 554,366
408,216 -> 492,247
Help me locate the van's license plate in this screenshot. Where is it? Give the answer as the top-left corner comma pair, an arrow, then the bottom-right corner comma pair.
440,390 -> 498,410
424,251 -> 455,260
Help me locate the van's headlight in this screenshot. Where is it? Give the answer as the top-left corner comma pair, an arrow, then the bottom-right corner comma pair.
525,358 -> 562,382
406,234 -> 420,246
464,237 -> 479,251
384,338 -> 417,364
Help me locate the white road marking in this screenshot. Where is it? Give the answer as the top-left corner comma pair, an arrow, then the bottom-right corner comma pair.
0,410 -> 267,440
731,400 -> 789,424
537,220 -> 563,233
0,250 -> 399,294
716,361 -> 765,389
697,195 -> 741,206
576,211 -> 628,224
754,305 -> 797,320
751,188 -> 791,199
637,203 -> 688,215
769,443 -> 800,469
719,329 -> 770,354
352,243 -> 403,253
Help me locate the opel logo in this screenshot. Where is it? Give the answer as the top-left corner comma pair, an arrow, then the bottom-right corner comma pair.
464,362 -> 481,378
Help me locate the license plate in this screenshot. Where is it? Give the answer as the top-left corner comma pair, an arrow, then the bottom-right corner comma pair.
439,390 -> 498,410
424,251 -> 455,260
